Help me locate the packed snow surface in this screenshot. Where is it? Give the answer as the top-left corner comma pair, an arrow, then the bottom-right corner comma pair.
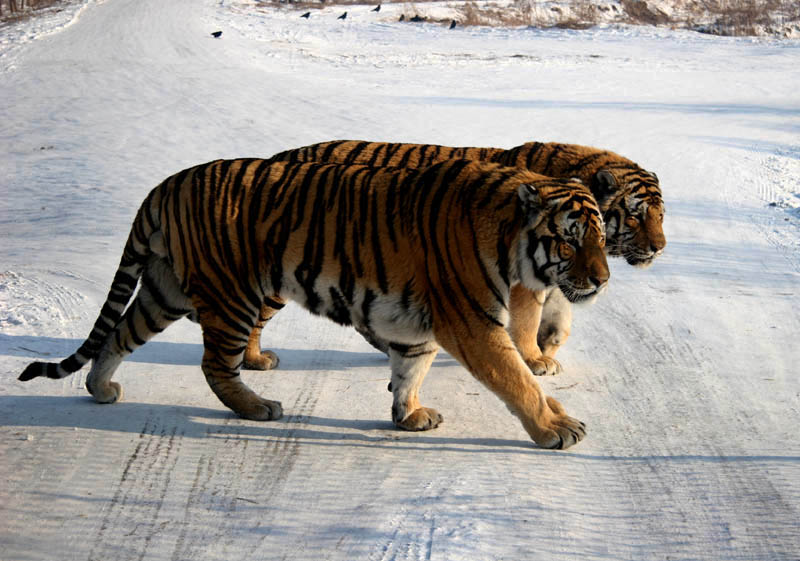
1,1 -> 799,560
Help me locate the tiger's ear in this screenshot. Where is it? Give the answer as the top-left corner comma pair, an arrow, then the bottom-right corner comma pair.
648,170 -> 659,181
518,184 -> 546,225
591,170 -> 618,207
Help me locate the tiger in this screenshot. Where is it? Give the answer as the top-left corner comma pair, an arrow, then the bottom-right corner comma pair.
19,158 -> 609,450
266,139 -> 666,375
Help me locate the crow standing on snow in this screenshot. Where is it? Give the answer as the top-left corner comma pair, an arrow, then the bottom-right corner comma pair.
449,19 -> 457,29
398,14 -> 404,22
410,15 -> 425,22
372,4 -> 381,11
211,31 -> 222,38
338,11 -> 347,20
301,11 -> 310,18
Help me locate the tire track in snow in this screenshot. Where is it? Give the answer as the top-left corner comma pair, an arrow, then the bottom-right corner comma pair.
242,376 -> 323,553
168,416 -> 252,561
168,374 -> 323,560
88,416 -> 183,561
370,487 -> 441,561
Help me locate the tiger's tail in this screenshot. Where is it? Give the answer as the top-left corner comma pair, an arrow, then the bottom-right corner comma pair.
18,188 -> 164,382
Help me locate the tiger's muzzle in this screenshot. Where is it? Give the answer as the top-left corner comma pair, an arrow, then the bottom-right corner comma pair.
560,230 -> 610,304
627,207 -> 666,268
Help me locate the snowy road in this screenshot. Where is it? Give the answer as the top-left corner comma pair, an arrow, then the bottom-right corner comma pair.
1,1 -> 799,559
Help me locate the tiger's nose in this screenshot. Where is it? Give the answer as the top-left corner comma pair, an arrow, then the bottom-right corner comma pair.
589,275 -> 609,289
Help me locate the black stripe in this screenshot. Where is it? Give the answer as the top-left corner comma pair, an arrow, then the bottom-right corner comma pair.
139,300 -> 165,335
59,355 -> 83,373
361,288 -> 376,331
541,144 -> 568,175
112,270 -> 138,290
369,177 -> 388,294
263,296 -> 285,310
344,141 -> 370,164
320,141 -> 345,162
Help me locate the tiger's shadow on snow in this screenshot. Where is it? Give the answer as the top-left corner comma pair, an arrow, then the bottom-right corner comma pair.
0,333 -> 440,370
3,396 -> 799,462
0,395 -> 534,453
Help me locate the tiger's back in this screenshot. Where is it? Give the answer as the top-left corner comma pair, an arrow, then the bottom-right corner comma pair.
270,139 -> 666,266
270,140 -> 505,169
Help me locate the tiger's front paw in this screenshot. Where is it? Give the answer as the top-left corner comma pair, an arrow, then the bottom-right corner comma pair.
394,407 -> 443,431
534,396 -> 586,449
243,349 -> 280,371
525,355 -> 562,376
235,397 -> 283,421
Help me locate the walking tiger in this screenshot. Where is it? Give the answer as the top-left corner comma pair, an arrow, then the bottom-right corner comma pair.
20,158 -> 609,449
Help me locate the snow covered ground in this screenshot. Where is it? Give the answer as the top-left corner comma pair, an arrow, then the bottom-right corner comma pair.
1,1 -> 799,559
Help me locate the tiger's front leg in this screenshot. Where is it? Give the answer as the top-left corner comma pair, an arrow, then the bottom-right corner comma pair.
439,324 -> 585,449
388,341 -> 443,431
243,297 -> 286,371
537,286 -> 572,361
508,284 -> 562,376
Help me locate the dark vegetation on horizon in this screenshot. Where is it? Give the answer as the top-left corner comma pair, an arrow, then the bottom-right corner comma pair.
2,0 -> 798,37
262,0 -> 800,37
1,0 -> 64,21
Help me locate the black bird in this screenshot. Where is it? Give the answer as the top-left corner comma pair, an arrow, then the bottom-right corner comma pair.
398,14 -> 404,22
211,31 -> 222,38
449,19 -> 456,29
301,11 -> 310,18
338,11 -> 347,20
372,4 -> 380,12
410,15 -> 424,22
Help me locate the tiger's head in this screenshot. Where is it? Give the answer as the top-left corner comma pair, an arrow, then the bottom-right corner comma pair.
516,179 -> 610,304
590,166 -> 666,268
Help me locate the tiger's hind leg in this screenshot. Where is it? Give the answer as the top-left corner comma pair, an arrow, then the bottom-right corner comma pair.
86,258 -> 192,403
388,342 -> 442,431
243,296 -> 285,371
197,304 -> 282,421
508,285 -> 561,376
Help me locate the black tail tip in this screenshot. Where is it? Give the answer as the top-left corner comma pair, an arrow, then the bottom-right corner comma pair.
19,362 -> 61,381
19,362 -> 47,381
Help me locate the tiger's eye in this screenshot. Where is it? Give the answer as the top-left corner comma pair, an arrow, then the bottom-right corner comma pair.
625,216 -> 640,228
559,242 -> 575,258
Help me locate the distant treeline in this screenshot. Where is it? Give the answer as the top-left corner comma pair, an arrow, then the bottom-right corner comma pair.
0,0 -> 62,19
